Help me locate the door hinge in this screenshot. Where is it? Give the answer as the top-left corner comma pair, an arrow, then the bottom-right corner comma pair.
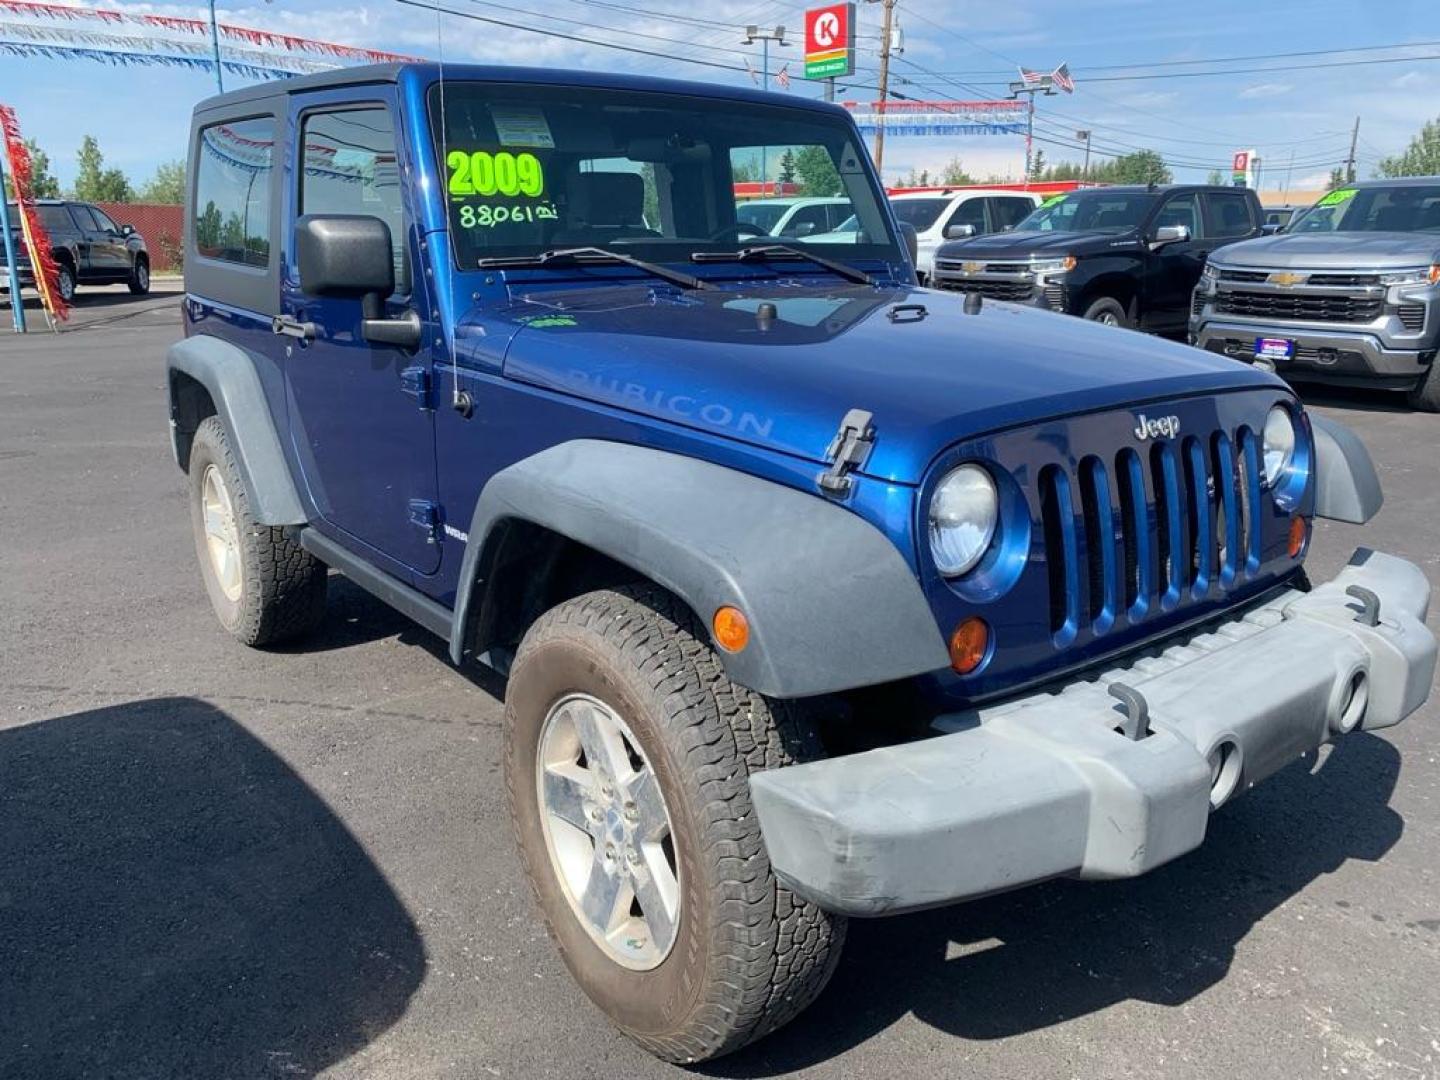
408,499 -> 439,542
818,408 -> 876,497
400,365 -> 432,409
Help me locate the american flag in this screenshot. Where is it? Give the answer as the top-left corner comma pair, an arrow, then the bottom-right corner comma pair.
743,57 -> 759,84
1052,62 -> 1075,93
1018,67 -> 1046,86
776,63 -> 791,90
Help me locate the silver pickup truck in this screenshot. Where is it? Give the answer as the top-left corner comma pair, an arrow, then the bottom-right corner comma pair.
1190,177 -> 1440,411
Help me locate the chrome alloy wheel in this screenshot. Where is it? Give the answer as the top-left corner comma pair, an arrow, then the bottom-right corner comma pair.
201,463 -> 243,603
1097,311 -> 1119,326
535,693 -> 681,970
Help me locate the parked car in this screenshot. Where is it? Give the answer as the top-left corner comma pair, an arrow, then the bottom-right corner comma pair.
804,190 -> 1043,282
734,196 -> 852,239
169,64 -> 1433,1064
3,198 -> 150,301
931,184 -> 1265,334
1263,204 -> 1303,231
1191,177 -> 1440,410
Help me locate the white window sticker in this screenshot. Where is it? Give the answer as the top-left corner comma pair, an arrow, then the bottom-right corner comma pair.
489,106 -> 555,149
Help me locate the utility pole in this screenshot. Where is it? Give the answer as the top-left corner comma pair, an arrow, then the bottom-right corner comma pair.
208,0 -> 224,94
870,0 -> 897,176
1077,129 -> 1091,182
1345,116 -> 1360,183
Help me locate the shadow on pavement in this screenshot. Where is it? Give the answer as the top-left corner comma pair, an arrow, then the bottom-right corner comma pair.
0,697 -> 426,1080
1295,382 -> 1416,415
704,732 -> 1404,1077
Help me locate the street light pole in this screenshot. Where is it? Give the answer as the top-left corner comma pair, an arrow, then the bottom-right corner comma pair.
1077,129 -> 1091,181
209,0 -> 225,94
1007,78 -> 1055,186
742,25 -> 788,191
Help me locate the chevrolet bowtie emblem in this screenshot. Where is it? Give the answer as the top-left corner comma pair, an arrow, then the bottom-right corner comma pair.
961,261 -> 984,274
1268,271 -> 1307,287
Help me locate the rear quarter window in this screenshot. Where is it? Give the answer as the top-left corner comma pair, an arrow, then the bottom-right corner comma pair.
193,117 -> 274,268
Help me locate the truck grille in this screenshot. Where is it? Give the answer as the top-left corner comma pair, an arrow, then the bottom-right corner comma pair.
933,277 -> 1035,302
1038,429 -> 1264,642
1214,290 -> 1383,323
1218,269 -> 1381,288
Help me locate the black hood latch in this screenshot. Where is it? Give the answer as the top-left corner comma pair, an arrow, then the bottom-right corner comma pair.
818,409 -> 876,497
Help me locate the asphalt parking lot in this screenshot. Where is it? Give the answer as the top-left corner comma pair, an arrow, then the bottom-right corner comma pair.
2,284 -> 1437,1080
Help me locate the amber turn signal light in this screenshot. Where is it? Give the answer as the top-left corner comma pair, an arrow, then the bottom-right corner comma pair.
949,616 -> 991,675
1287,515 -> 1308,559
712,606 -> 750,653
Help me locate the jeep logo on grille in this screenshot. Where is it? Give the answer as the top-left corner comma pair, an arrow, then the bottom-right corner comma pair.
1134,413 -> 1181,441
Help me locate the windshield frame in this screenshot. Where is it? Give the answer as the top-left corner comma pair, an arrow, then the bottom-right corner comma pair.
423,81 -> 906,273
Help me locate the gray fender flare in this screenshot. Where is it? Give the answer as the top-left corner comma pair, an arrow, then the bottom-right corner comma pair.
1310,414 -> 1383,524
449,440 -> 950,698
166,335 -> 307,525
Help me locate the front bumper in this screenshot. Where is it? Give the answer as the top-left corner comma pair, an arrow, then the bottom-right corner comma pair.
1192,318 -> 1434,386
751,549 -> 1434,916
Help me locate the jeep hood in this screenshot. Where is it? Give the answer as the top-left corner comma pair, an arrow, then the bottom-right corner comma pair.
1211,231 -> 1440,270
488,280 -> 1278,483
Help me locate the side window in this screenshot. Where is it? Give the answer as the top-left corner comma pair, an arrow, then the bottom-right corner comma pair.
89,206 -> 120,233
38,205 -> 73,233
68,205 -> 100,231
194,117 -> 273,268
781,203 -> 832,238
1206,192 -> 1255,238
300,107 -> 408,293
1154,193 -> 1203,239
949,198 -> 986,231
990,197 -> 1035,230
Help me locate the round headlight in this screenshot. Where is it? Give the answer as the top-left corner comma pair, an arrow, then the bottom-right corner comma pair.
1262,405 -> 1296,487
930,464 -> 999,577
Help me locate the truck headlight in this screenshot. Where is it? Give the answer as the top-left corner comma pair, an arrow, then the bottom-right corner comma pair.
930,464 -> 998,576
1379,264 -> 1440,286
1262,405 -> 1297,487
1199,262 -> 1220,289
1031,256 -> 1076,276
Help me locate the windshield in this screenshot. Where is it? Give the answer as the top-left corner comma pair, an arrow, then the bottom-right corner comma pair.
1290,185 -> 1440,234
889,198 -> 952,231
428,83 -> 901,269
1015,191 -> 1157,233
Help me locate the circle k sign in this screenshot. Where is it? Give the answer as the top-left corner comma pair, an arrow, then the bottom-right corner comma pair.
803,2 -> 855,78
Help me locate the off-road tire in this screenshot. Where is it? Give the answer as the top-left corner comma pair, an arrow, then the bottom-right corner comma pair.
128,256 -> 150,295
187,415 -> 327,646
504,585 -> 846,1063
1082,295 -> 1129,327
1406,363 -> 1440,412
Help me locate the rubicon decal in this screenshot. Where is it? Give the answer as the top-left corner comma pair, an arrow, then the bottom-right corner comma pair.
1133,413 -> 1181,441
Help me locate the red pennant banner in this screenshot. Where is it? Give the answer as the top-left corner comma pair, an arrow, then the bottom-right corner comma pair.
0,103 -> 69,322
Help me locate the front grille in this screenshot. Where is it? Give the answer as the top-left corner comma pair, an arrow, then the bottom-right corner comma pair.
1040,428 -> 1264,641
935,278 -> 1035,302
1218,268 -> 1380,288
1043,284 -> 1065,310
1215,290 -> 1383,323
1192,291 -> 1206,317
1399,304 -> 1426,331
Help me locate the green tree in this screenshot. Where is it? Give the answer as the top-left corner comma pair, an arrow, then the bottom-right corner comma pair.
1378,115 -> 1440,177
1029,149 -> 1046,178
793,144 -> 842,196
3,139 -> 61,200
139,158 -> 186,204
730,157 -> 759,183
1206,168 -> 1224,185
1328,166 -> 1346,188
938,156 -> 975,186
73,135 -> 133,203
777,148 -> 797,185
1098,149 -> 1172,185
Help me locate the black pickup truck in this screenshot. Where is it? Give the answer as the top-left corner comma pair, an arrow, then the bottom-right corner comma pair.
4,198 -> 151,301
930,184 -> 1264,334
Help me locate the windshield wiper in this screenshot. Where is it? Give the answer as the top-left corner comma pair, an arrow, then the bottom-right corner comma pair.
475,246 -> 707,291
691,244 -> 875,286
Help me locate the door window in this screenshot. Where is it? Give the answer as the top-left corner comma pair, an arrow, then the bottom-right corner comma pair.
1205,191 -> 1254,238
989,197 -> 1035,230
948,198 -> 986,233
299,107 -> 408,293
780,203 -> 834,238
1154,193 -> 1203,238
89,206 -> 120,233
194,117 -> 273,267
68,205 -> 101,231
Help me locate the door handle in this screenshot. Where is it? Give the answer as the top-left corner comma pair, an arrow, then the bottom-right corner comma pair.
271,314 -> 316,341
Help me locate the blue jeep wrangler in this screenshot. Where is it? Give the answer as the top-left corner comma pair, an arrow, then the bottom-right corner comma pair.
168,64 -> 1435,1062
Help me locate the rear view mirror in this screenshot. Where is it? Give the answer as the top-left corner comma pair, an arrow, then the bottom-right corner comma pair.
296,214 -> 395,297
944,223 -> 977,240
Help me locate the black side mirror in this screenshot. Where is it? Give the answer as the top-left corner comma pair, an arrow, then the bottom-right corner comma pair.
295,214 -> 419,350
120,223 -> 135,237
1261,222 -> 1283,235
297,214 -> 395,297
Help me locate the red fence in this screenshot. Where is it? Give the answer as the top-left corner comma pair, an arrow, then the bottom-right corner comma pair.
96,202 -> 184,272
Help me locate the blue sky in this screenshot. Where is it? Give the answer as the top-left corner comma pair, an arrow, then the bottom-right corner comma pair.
4,0 -> 1437,195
